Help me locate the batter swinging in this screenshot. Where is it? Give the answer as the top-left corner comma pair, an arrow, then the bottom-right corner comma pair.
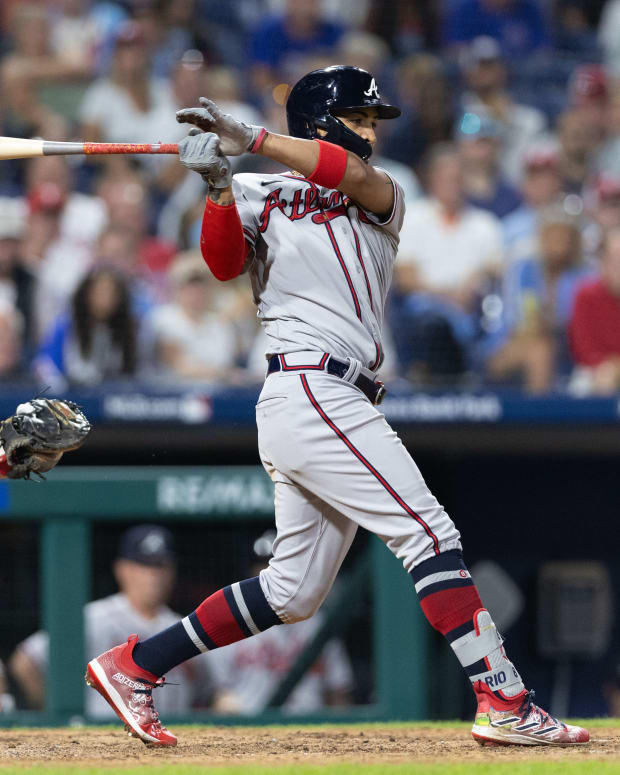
85,66 -> 588,748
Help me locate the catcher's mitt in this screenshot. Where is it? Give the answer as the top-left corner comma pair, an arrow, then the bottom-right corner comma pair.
0,398 -> 91,480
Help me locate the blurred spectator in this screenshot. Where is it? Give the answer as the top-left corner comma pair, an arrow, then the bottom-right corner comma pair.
568,64 -> 609,144
569,226 -> 620,395
595,84 -> 620,177
365,0 -> 439,55
336,29 -> 391,84
0,197 -> 36,351
460,36 -> 547,182
391,144 -> 504,380
9,525 -> 212,715
384,54 -> 456,169
0,2 -> 93,96
553,0 -> 601,54
23,156 -> 107,339
503,141 -> 563,264
96,171 -> 177,283
209,531 -> 353,715
249,2 -> 345,99
145,251 -> 242,383
599,0 -> 620,76
131,0 -> 209,79
34,266 -> 138,388
582,174 -> 620,260
79,20 -> 186,183
487,207 -> 591,392
0,659 -> 15,713
457,112 -> 522,217
556,109 -> 599,195
443,0 -> 550,57
0,300 -> 24,380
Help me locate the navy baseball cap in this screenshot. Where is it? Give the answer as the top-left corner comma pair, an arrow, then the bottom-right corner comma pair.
117,525 -> 176,566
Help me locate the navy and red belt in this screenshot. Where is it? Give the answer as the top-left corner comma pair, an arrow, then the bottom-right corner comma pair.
267,354 -> 386,406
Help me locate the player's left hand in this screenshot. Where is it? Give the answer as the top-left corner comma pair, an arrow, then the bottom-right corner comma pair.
0,398 -> 91,480
176,97 -> 264,156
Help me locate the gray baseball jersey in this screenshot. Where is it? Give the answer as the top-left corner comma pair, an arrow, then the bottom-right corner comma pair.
233,170 -> 404,370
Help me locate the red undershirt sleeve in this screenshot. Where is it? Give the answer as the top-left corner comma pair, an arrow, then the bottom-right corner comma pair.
199,198 -> 250,281
0,452 -> 10,478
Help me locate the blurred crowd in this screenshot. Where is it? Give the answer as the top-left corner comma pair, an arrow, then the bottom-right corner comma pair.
2,0 -> 620,394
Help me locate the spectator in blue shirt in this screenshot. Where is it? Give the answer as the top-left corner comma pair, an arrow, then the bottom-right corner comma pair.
457,112 -> 522,218
485,206 -> 592,392
250,2 -> 345,98
443,0 -> 549,57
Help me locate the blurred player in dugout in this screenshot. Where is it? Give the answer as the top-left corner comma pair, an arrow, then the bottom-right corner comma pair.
209,532 -> 353,714
9,525 -> 213,716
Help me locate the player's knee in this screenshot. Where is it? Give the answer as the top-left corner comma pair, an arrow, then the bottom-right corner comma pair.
279,595 -> 321,623
261,567 -> 323,622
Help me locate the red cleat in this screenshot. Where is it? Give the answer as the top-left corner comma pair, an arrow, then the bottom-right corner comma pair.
472,681 -> 589,746
85,634 -> 177,746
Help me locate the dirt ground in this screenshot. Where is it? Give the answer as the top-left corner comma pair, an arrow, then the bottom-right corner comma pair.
0,726 -> 619,768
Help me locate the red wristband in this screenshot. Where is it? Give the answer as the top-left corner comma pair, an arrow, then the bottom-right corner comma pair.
200,198 -> 249,281
249,127 -> 267,153
307,139 -> 348,189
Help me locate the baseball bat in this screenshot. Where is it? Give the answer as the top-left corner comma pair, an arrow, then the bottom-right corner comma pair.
0,136 -> 179,161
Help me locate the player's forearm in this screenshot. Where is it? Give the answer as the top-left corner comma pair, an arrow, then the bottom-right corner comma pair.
257,132 -> 393,214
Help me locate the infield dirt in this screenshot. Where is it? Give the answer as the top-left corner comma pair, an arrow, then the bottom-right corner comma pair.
0,725 -> 619,768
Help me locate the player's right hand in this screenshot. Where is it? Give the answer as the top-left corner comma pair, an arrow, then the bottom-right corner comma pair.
176,97 -> 262,156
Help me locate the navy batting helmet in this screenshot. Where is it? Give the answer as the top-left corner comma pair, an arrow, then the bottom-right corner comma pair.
286,65 -> 400,161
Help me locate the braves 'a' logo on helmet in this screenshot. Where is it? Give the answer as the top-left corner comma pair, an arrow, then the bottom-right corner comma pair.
363,78 -> 380,99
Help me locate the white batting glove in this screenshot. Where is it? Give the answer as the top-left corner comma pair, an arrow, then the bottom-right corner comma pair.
176,97 -> 265,156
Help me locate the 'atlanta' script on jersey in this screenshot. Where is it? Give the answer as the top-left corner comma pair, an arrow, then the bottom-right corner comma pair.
258,185 -> 348,232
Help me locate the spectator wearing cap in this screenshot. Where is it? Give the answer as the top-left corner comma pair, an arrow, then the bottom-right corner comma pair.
569,226 -> 620,395
460,35 -> 547,183
457,112 -> 522,218
391,143 -> 505,381
486,206 -> 593,392
145,251 -> 244,383
9,525 -> 213,716
503,142 -> 563,264
443,0 -> 550,57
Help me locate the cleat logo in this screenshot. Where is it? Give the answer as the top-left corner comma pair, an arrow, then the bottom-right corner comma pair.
112,672 -> 146,690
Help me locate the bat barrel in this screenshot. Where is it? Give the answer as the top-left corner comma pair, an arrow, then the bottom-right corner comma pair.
42,141 -> 179,155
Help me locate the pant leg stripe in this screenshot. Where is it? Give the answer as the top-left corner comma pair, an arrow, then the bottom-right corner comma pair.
231,582 -> 260,635
182,615 -> 210,653
300,374 -> 440,556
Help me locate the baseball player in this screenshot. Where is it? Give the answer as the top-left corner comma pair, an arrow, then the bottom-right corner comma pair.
85,66 -> 589,748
